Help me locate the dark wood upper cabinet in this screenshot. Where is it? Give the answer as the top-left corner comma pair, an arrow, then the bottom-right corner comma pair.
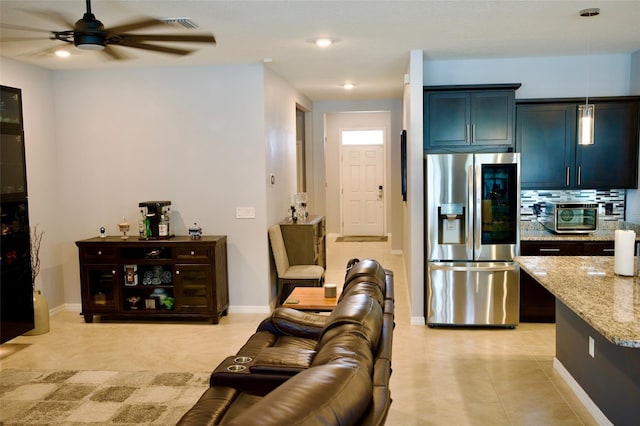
516,104 -> 575,189
516,98 -> 639,189
424,84 -> 519,152
576,101 -> 639,189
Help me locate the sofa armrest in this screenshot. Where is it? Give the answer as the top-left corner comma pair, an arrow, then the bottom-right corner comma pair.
250,347 -> 316,374
256,307 -> 327,339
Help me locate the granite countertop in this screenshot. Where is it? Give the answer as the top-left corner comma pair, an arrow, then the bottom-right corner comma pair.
515,256 -> 640,348
520,220 -> 640,241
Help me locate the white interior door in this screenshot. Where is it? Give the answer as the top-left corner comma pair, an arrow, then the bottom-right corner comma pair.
341,142 -> 384,236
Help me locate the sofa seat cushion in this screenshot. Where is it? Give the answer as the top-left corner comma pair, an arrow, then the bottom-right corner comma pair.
222,362 -> 373,426
281,264 -> 325,279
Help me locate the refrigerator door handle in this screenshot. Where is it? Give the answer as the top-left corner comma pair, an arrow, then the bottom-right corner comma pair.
431,264 -> 518,273
467,164 -> 474,251
474,163 -> 481,252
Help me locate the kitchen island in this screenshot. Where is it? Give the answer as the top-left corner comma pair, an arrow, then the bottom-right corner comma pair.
515,255 -> 639,425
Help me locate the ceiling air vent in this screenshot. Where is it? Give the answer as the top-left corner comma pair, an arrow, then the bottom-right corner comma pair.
162,17 -> 198,29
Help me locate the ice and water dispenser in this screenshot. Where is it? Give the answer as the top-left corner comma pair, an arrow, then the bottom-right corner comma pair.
438,203 -> 465,244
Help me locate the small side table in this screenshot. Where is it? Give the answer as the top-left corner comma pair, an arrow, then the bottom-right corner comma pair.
282,287 -> 340,311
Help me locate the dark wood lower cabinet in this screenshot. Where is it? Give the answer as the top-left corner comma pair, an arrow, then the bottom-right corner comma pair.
76,236 -> 228,324
519,240 -> 614,322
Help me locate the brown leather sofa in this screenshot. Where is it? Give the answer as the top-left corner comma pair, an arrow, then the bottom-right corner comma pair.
178,258 -> 394,426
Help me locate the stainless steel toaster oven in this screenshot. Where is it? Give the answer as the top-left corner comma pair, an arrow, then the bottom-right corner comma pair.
539,201 -> 598,234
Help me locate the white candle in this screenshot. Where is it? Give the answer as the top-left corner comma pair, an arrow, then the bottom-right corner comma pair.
614,230 -> 636,276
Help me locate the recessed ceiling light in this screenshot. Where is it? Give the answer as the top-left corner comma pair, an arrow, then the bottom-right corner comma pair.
342,82 -> 356,90
55,50 -> 70,58
308,37 -> 338,48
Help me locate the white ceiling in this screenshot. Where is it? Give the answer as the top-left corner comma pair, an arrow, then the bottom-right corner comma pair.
1,0 -> 639,101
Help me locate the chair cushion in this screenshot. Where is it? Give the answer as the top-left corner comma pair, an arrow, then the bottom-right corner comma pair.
281,264 -> 324,279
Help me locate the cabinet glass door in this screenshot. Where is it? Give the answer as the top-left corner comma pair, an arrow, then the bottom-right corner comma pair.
83,265 -> 118,310
175,264 -> 211,312
1,133 -> 27,197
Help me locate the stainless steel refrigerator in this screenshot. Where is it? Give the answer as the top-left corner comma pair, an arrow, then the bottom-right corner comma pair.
425,153 -> 520,327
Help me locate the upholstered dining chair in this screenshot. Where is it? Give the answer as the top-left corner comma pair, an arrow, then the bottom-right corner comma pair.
268,224 -> 325,305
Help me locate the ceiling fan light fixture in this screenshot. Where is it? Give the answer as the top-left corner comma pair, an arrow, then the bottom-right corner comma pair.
308,37 -> 337,48
55,49 -> 71,58
74,14 -> 106,50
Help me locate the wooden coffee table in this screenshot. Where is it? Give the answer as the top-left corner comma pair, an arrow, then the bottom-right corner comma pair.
282,287 -> 340,311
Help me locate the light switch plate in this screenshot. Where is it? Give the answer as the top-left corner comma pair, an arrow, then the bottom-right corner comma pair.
236,207 -> 256,219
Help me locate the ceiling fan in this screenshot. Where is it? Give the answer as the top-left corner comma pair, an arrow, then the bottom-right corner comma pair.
0,0 -> 216,60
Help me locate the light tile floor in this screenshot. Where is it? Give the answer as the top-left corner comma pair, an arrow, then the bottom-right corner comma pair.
1,237 -> 597,425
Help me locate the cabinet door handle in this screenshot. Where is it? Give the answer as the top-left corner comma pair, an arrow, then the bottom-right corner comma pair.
602,248 -> 615,252
191,251 -> 195,256
565,167 -> 570,187
539,248 -> 560,252
176,270 -> 180,275
471,124 -> 476,143
577,166 -> 582,186
112,270 -> 116,275
466,124 -> 470,143
98,250 -> 102,255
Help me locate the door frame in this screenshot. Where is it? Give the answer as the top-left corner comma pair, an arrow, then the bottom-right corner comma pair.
338,127 -> 387,236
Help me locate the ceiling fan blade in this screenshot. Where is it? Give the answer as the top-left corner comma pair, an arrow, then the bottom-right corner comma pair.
106,17 -> 166,34
101,45 -> 130,61
22,9 -> 74,30
0,23 -> 53,34
115,33 -> 216,44
112,40 -> 194,56
0,36 -> 49,42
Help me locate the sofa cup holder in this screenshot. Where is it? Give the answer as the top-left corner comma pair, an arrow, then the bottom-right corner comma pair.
234,356 -> 253,364
227,364 -> 247,372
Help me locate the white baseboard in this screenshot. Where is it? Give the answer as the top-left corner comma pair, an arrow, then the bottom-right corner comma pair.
410,316 -> 425,325
553,358 -> 612,426
228,305 -> 271,314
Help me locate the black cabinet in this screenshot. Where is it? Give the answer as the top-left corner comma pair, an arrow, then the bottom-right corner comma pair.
1,85 -> 34,343
424,85 -> 519,152
577,101 -> 639,189
516,104 -> 575,188
516,99 -> 639,189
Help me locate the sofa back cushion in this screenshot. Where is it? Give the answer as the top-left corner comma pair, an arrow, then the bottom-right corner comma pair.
343,259 -> 386,294
316,294 -> 383,358
223,361 -> 373,426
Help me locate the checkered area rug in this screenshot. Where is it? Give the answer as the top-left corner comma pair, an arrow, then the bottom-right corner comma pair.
0,369 -> 209,425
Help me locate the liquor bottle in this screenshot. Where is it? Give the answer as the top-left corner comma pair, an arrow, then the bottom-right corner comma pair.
158,213 -> 168,237
138,210 -> 146,237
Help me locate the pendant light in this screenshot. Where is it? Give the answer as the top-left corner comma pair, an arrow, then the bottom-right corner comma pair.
578,7 -> 599,146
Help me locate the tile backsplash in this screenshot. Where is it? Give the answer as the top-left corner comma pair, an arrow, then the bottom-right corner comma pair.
521,189 -> 625,222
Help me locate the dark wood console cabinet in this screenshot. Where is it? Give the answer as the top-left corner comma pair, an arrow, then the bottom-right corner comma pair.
76,236 -> 228,324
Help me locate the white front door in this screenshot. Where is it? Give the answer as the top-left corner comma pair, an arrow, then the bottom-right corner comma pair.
341,143 -> 384,236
